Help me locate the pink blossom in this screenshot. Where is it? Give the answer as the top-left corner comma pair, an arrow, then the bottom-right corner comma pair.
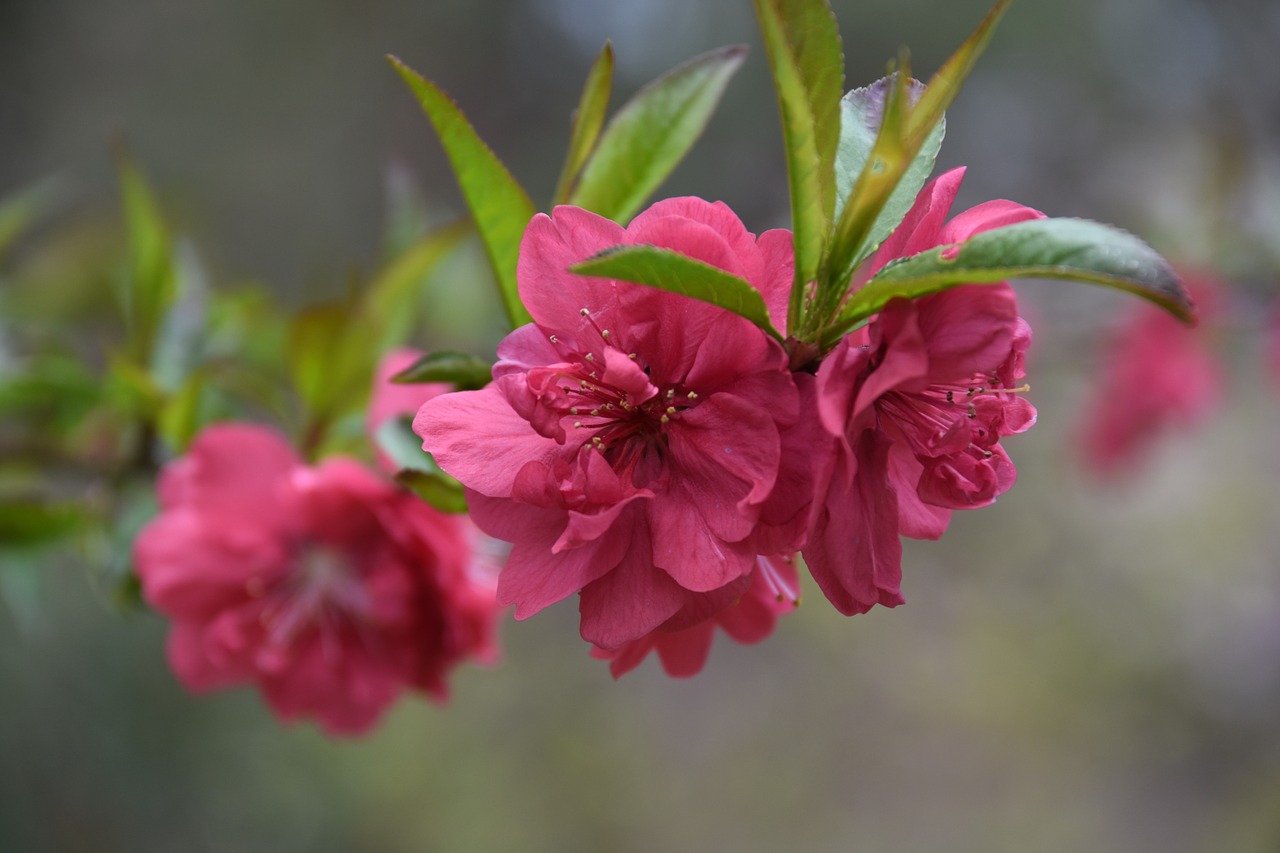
1079,274 -> 1221,474
804,168 -> 1042,615
134,423 -> 498,736
417,198 -> 818,650
590,555 -> 800,678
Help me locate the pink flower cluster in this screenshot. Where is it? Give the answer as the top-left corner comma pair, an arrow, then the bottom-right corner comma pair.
419,170 -> 1041,676
135,363 -> 498,736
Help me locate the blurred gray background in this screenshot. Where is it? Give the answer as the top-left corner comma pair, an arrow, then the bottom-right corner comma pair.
3,0 -> 1280,850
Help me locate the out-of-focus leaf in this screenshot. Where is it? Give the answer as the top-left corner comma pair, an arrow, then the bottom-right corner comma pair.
569,45 -> 746,224
375,417 -> 468,513
553,42 -> 615,205
0,178 -> 60,264
366,218 -> 470,349
389,57 -> 536,329
394,470 -> 469,514
391,350 -> 493,391
114,148 -> 177,366
0,498 -> 82,548
157,370 -> 206,453
833,76 -> 945,257
570,244 -> 783,341
106,352 -> 165,420
286,301 -> 374,424
0,355 -> 100,434
833,217 -> 1194,337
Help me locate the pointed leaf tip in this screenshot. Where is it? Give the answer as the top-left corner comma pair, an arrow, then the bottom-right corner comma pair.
838,217 -> 1195,334
391,57 -> 535,329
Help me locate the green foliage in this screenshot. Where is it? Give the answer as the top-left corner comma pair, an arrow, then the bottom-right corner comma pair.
753,0 -> 843,332
833,75 -> 945,265
114,149 -> 178,368
553,42 -> 615,206
0,498 -> 83,548
569,45 -> 746,225
390,57 -> 536,329
391,350 -> 493,391
570,244 -> 783,341
833,218 -> 1194,336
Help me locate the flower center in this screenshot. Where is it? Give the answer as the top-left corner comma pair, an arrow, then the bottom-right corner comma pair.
545,309 -> 702,472
250,545 -> 372,649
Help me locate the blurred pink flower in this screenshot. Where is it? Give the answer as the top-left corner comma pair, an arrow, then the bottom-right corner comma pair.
804,168 -> 1041,615
417,198 -> 817,650
590,555 -> 800,678
1079,274 -> 1222,475
135,423 -> 498,736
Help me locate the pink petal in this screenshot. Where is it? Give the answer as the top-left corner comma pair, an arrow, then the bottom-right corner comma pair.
157,423 -> 299,527
802,431 -> 906,616
578,534 -> 687,649
416,384 -> 560,498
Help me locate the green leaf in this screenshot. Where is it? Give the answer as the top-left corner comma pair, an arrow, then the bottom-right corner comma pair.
394,470 -> 469,514
389,57 -> 536,329
569,244 -> 783,341
0,178 -> 59,264
820,65 -> 913,315
287,301 -> 377,452
114,148 -> 177,367
365,218 -> 470,349
754,0 -> 842,333
553,42 -> 615,205
0,498 -> 82,548
391,350 -> 493,391
157,370 -> 206,453
569,45 -> 746,224
833,75 -> 945,259
375,417 -> 468,513
818,0 -> 1012,327
833,217 -> 1194,336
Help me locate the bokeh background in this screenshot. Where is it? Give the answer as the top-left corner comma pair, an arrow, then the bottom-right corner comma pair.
3,0 -> 1280,850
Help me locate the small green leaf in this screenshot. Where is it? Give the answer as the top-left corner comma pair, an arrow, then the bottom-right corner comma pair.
114,148 -> 177,366
569,244 -> 783,341
820,65 -> 913,316
553,42 -> 615,205
287,301 -> 378,453
0,498 -> 82,548
833,75 -> 945,256
570,45 -> 746,224
754,0 -> 842,333
389,56 -> 536,329
391,350 -> 493,391
833,217 -> 1194,336
157,370 -> 206,453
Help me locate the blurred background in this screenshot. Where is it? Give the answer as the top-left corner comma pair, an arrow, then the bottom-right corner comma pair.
2,0 -> 1280,850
